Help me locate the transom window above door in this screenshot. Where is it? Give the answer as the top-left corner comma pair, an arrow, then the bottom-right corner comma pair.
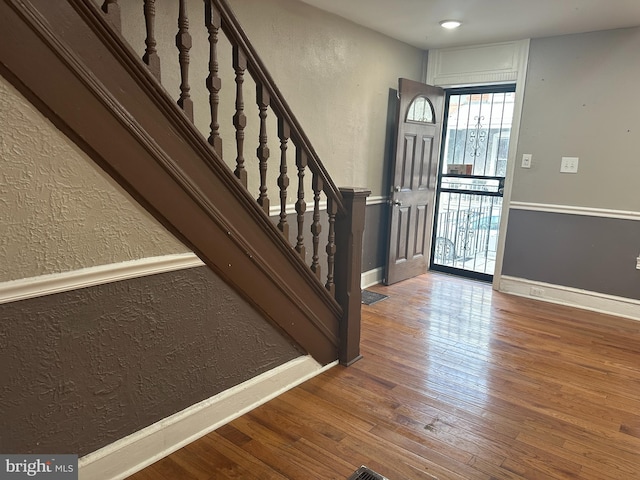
406,96 -> 435,123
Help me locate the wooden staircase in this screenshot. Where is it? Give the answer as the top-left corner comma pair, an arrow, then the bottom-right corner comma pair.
0,0 -> 369,365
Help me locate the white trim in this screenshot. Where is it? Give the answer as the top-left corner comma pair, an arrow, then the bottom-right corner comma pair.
499,276 -> 640,322
366,195 -> 388,206
425,39 -> 531,290
0,253 -> 204,305
361,267 -> 384,289
509,202 -> 640,221
492,39 -> 531,289
426,40 -> 528,87
79,356 -> 336,480
268,200 -> 327,217
267,196 -> 386,217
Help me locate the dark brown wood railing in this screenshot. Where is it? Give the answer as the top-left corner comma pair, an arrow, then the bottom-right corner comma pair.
98,0 -> 367,363
142,0 -> 161,79
214,0 -> 352,294
98,0 -> 353,298
0,0 -> 367,365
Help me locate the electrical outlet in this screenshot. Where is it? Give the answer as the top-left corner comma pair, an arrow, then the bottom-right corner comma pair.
560,157 -> 579,173
636,256 -> 640,270
530,286 -> 544,297
521,154 -> 532,169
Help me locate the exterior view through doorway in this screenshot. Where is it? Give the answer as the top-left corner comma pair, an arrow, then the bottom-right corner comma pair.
430,85 -> 516,281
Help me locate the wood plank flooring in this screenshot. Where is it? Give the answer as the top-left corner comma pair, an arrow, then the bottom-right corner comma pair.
127,273 -> 640,479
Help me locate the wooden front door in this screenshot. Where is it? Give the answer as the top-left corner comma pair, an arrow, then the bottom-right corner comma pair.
385,79 -> 444,285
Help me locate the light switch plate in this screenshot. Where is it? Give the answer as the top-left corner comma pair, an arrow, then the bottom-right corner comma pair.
521,154 -> 532,168
561,157 -> 579,173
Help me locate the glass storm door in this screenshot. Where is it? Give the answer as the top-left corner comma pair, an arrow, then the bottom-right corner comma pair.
430,85 -> 516,281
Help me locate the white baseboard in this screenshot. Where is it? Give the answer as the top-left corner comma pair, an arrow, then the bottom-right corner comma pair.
361,267 -> 384,289
79,356 -> 337,480
499,276 -> 640,322
0,253 -> 204,305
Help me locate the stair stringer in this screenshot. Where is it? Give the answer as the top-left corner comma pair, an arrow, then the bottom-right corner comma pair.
0,0 -> 341,365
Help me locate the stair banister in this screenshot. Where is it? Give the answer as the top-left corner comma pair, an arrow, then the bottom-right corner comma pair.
212,0 -> 346,217
0,0 -> 366,365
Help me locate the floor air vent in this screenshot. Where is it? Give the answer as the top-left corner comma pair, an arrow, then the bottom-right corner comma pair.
348,465 -> 389,480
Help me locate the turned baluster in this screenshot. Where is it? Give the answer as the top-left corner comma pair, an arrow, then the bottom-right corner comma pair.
233,47 -> 248,187
142,0 -> 161,80
176,0 -> 194,121
325,197 -> 337,296
311,173 -> 323,280
295,149 -> 307,258
204,0 -> 222,155
277,118 -> 290,241
101,0 -> 121,31
256,85 -> 270,213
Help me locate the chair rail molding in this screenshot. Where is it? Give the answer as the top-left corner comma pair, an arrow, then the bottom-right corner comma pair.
509,201 -> 640,221
0,254 -> 204,305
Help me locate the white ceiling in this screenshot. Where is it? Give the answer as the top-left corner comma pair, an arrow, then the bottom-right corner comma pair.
298,0 -> 640,50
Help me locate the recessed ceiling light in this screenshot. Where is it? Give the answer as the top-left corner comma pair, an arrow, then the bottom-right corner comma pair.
440,20 -> 462,30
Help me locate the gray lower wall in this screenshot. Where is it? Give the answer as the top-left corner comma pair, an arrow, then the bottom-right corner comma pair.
270,203 -> 389,277
360,88 -> 397,276
502,209 -> 640,300
270,210 -> 330,281
0,266 -> 301,456
363,203 -> 389,273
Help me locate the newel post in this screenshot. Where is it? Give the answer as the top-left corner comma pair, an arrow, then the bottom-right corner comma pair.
334,187 -> 370,366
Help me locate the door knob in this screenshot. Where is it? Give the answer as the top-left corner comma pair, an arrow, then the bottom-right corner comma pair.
393,200 -> 402,207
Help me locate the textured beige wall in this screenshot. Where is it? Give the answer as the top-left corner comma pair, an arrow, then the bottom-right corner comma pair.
2,0 -> 421,282
229,0 -> 424,196
120,0 -> 424,199
0,76 -> 189,283
512,27 -> 640,211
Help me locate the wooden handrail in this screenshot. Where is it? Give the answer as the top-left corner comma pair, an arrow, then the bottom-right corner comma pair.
32,0 -> 364,365
1,0 -> 344,364
93,0 -> 364,364
213,0 -> 346,216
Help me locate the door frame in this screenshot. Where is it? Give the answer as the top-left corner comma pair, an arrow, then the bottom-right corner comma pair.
430,83 -> 516,282
424,40 -> 531,289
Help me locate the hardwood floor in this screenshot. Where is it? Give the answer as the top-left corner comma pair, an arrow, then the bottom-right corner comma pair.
127,273 -> 640,479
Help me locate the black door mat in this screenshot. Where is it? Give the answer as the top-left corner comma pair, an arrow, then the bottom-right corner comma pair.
361,290 -> 388,305
348,465 -> 389,480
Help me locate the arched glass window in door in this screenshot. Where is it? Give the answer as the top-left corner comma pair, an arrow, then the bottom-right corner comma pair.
406,96 -> 435,123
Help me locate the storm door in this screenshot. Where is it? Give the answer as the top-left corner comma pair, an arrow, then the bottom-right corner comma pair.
430,85 -> 516,281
